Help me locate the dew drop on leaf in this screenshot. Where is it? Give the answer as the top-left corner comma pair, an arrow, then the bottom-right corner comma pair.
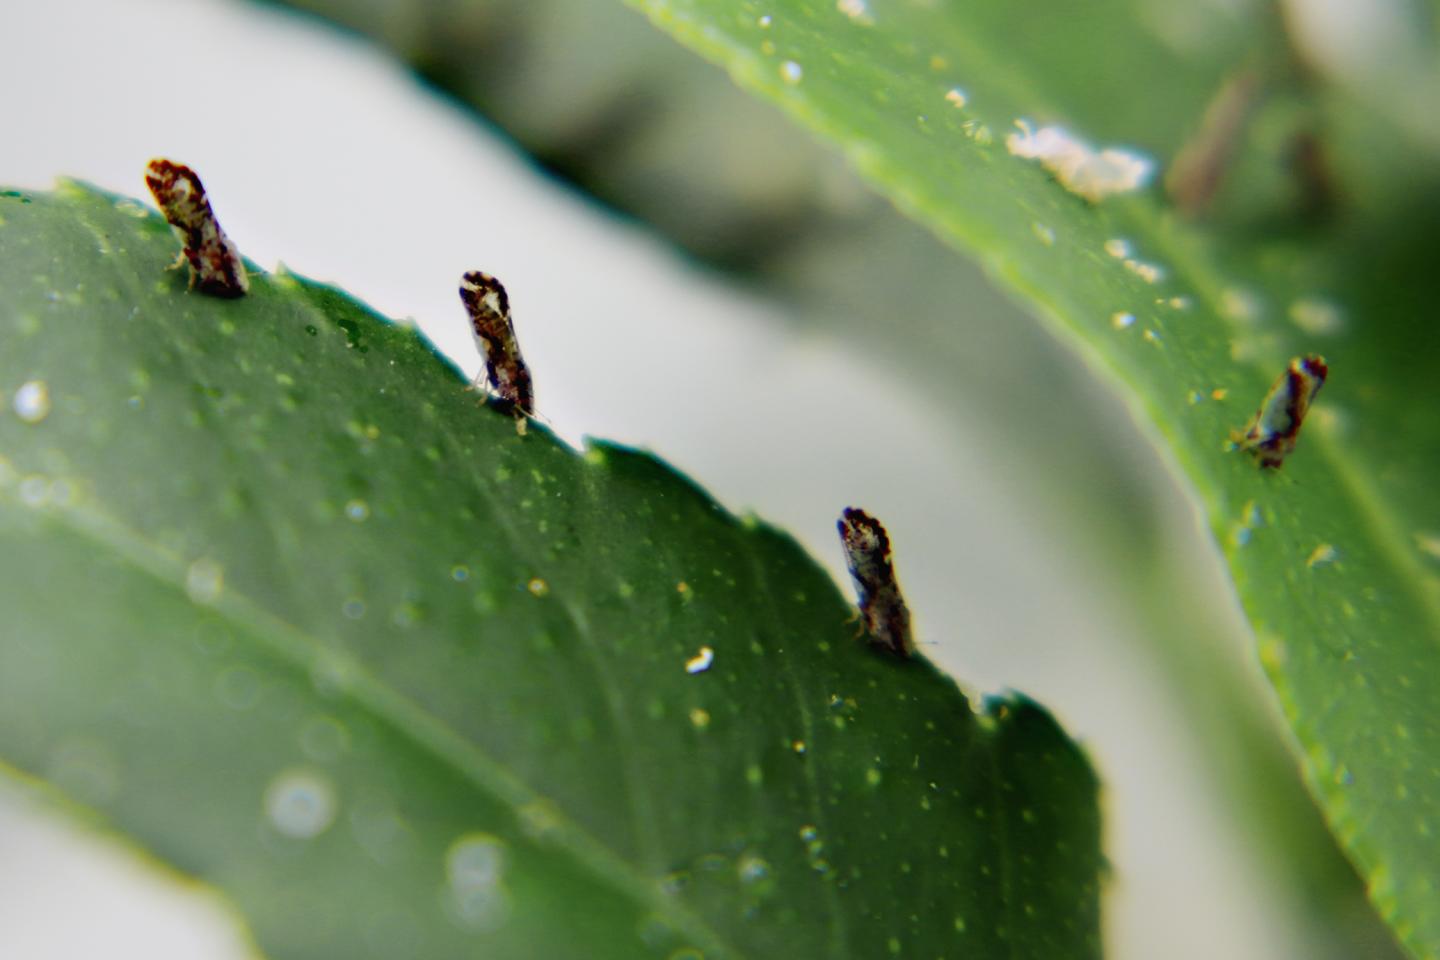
264,768 -> 337,839
18,475 -> 49,507
185,558 -> 224,605
12,379 -> 51,423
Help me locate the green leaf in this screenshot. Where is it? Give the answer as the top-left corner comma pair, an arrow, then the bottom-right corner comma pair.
0,182 -> 1100,958
604,1 -> 1440,956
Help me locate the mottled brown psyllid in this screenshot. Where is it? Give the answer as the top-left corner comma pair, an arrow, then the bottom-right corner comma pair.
838,507 -> 913,658
144,159 -> 248,298
459,271 -> 535,427
1233,355 -> 1328,469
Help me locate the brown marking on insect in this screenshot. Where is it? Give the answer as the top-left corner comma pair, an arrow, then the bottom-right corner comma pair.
459,271 -> 535,425
837,507 -> 913,658
143,159 -> 248,298
1232,355 -> 1327,469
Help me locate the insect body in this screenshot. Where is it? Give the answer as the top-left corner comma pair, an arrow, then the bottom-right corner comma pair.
1233,355 -> 1327,469
459,271 -> 535,423
837,507 -> 913,658
144,159 -> 248,298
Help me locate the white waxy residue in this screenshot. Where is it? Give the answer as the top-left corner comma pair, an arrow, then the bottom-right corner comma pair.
1006,120 -> 1153,201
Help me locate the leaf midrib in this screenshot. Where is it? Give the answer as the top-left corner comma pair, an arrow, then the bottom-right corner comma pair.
0,491 -> 742,960
64,192 -> 896,960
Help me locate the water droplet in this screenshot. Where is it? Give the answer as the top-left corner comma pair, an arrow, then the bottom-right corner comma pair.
264,768 -> 337,839
1110,312 -> 1136,330
1123,258 -> 1165,283
676,580 -> 693,601
944,87 -> 968,108
866,767 -> 883,786
446,832 -> 505,889
780,61 -> 803,85
342,597 -> 366,619
1103,238 -> 1131,258
744,764 -> 763,786
1221,288 -> 1261,322
451,565 -> 470,582
185,559 -> 224,605
689,708 -> 711,730
1307,544 -> 1338,568
758,14 -> 773,28
344,499 -> 370,522
737,852 -> 771,885
216,665 -> 261,710
792,739 -> 807,755
660,870 -> 691,895
1142,329 -> 1163,348
888,937 -> 902,954
1031,222 -> 1055,246
960,119 -> 993,144
299,715 -> 350,762
518,800 -> 560,839
837,0 -> 874,23
443,833 -> 511,931
527,578 -> 549,597
12,380 -> 51,423
684,646 -> 715,674
391,602 -> 423,628
18,475 -> 49,508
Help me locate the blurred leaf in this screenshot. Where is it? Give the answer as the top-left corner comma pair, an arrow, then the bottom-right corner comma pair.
272,0 -> 1182,498
0,182 -> 1101,958
601,1 -> 1440,956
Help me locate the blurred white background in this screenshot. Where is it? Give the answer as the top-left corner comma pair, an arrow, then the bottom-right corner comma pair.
0,0 -> 1330,957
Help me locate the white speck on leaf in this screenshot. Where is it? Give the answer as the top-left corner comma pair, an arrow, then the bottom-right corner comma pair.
685,646 -> 715,674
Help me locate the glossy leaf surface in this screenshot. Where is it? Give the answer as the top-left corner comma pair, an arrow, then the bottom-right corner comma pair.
0,183 -> 1101,959
608,1 -> 1440,955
